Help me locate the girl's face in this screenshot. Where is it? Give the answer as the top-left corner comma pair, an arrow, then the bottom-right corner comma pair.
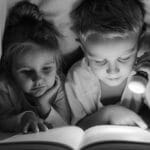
84,33 -> 139,87
12,45 -> 57,97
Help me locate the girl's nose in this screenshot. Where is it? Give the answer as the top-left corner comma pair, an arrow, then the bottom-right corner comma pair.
32,73 -> 43,86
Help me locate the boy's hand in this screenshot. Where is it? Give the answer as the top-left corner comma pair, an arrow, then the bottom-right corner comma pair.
20,111 -> 51,134
135,52 -> 150,107
104,105 -> 148,129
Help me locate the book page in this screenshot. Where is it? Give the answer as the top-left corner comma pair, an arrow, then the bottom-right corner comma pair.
0,126 -> 85,150
80,125 -> 150,149
0,132 -> 16,140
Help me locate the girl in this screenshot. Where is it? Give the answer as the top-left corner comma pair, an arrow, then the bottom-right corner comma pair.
0,1 -> 70,133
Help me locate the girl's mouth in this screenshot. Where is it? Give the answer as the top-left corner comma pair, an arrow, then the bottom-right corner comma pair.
31,86 -> 47,97
31,86 -> 45,91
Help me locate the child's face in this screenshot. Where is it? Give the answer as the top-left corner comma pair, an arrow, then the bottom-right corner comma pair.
85,34 -> 139,86
12,45 -> 57,97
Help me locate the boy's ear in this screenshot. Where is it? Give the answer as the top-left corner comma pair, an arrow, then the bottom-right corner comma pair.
80,43 -> 87,54
80,43 -> 86,51
140,23 -> 146,38
76,35 -> 87,52
137,23 -> 146,45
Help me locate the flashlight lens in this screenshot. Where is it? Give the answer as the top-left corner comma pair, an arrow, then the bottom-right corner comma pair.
128,81 -> 146,94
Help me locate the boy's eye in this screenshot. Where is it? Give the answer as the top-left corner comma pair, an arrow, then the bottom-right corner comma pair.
94,59 -> 107,66
118,56 -> 131,62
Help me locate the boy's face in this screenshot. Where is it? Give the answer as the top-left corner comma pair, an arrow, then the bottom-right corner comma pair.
12,45 -> 57,97
84,34 -> 139,86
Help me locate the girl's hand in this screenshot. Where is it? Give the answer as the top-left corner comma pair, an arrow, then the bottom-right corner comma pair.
20,111 -> 51,134
135,52 -> 150,107
104,105 -> 148,129
35,78 -> 60,117
37,77 -> 60,105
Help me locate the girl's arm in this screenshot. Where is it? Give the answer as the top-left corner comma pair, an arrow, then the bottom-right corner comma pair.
36,78 -> 71,127
52,84 -> 71,124
0,90 -> 23,132
0,88 -> 48,133
0,112 -> 25,132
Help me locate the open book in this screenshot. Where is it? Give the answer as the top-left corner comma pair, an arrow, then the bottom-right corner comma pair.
0,125 -> 150,150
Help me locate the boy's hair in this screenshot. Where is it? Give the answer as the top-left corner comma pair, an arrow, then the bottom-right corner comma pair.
1,0 -> 62,74
71,0 -> 145,42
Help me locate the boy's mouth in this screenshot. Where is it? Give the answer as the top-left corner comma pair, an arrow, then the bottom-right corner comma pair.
107,76 -> 120,80
108,77 -> 120,80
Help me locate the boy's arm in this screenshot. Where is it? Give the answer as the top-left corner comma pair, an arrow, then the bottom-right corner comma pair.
76,107 -> 108,130
77,105 -> 147,130
134,52 -> 150,107
65,62 -> 103,125
65,69 -> 91,125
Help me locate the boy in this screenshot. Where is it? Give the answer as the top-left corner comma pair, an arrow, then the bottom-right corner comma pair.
65,0 -> 150,129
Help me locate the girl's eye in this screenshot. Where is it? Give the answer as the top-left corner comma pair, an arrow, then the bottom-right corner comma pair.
42,66 -> 52,73
21,70 -> 33,77
118,56 -> 131,62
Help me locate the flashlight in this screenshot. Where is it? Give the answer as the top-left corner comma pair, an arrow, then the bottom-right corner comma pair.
128,71 -> 148,94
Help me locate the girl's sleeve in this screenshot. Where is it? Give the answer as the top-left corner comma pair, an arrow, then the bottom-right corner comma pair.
0,89 -> 23,132
0,83 -> 33,132
0,0 -> 7,58
44,81 -> 71,127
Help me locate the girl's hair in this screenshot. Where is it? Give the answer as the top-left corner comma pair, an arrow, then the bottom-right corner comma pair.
1,0 -> 62,74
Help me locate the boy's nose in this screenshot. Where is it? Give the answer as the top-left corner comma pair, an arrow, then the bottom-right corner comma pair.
106,62 -> 120,74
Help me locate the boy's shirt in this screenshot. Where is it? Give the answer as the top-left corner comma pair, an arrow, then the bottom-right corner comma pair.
0,74 -> 68,131
65,58 -> 145,125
